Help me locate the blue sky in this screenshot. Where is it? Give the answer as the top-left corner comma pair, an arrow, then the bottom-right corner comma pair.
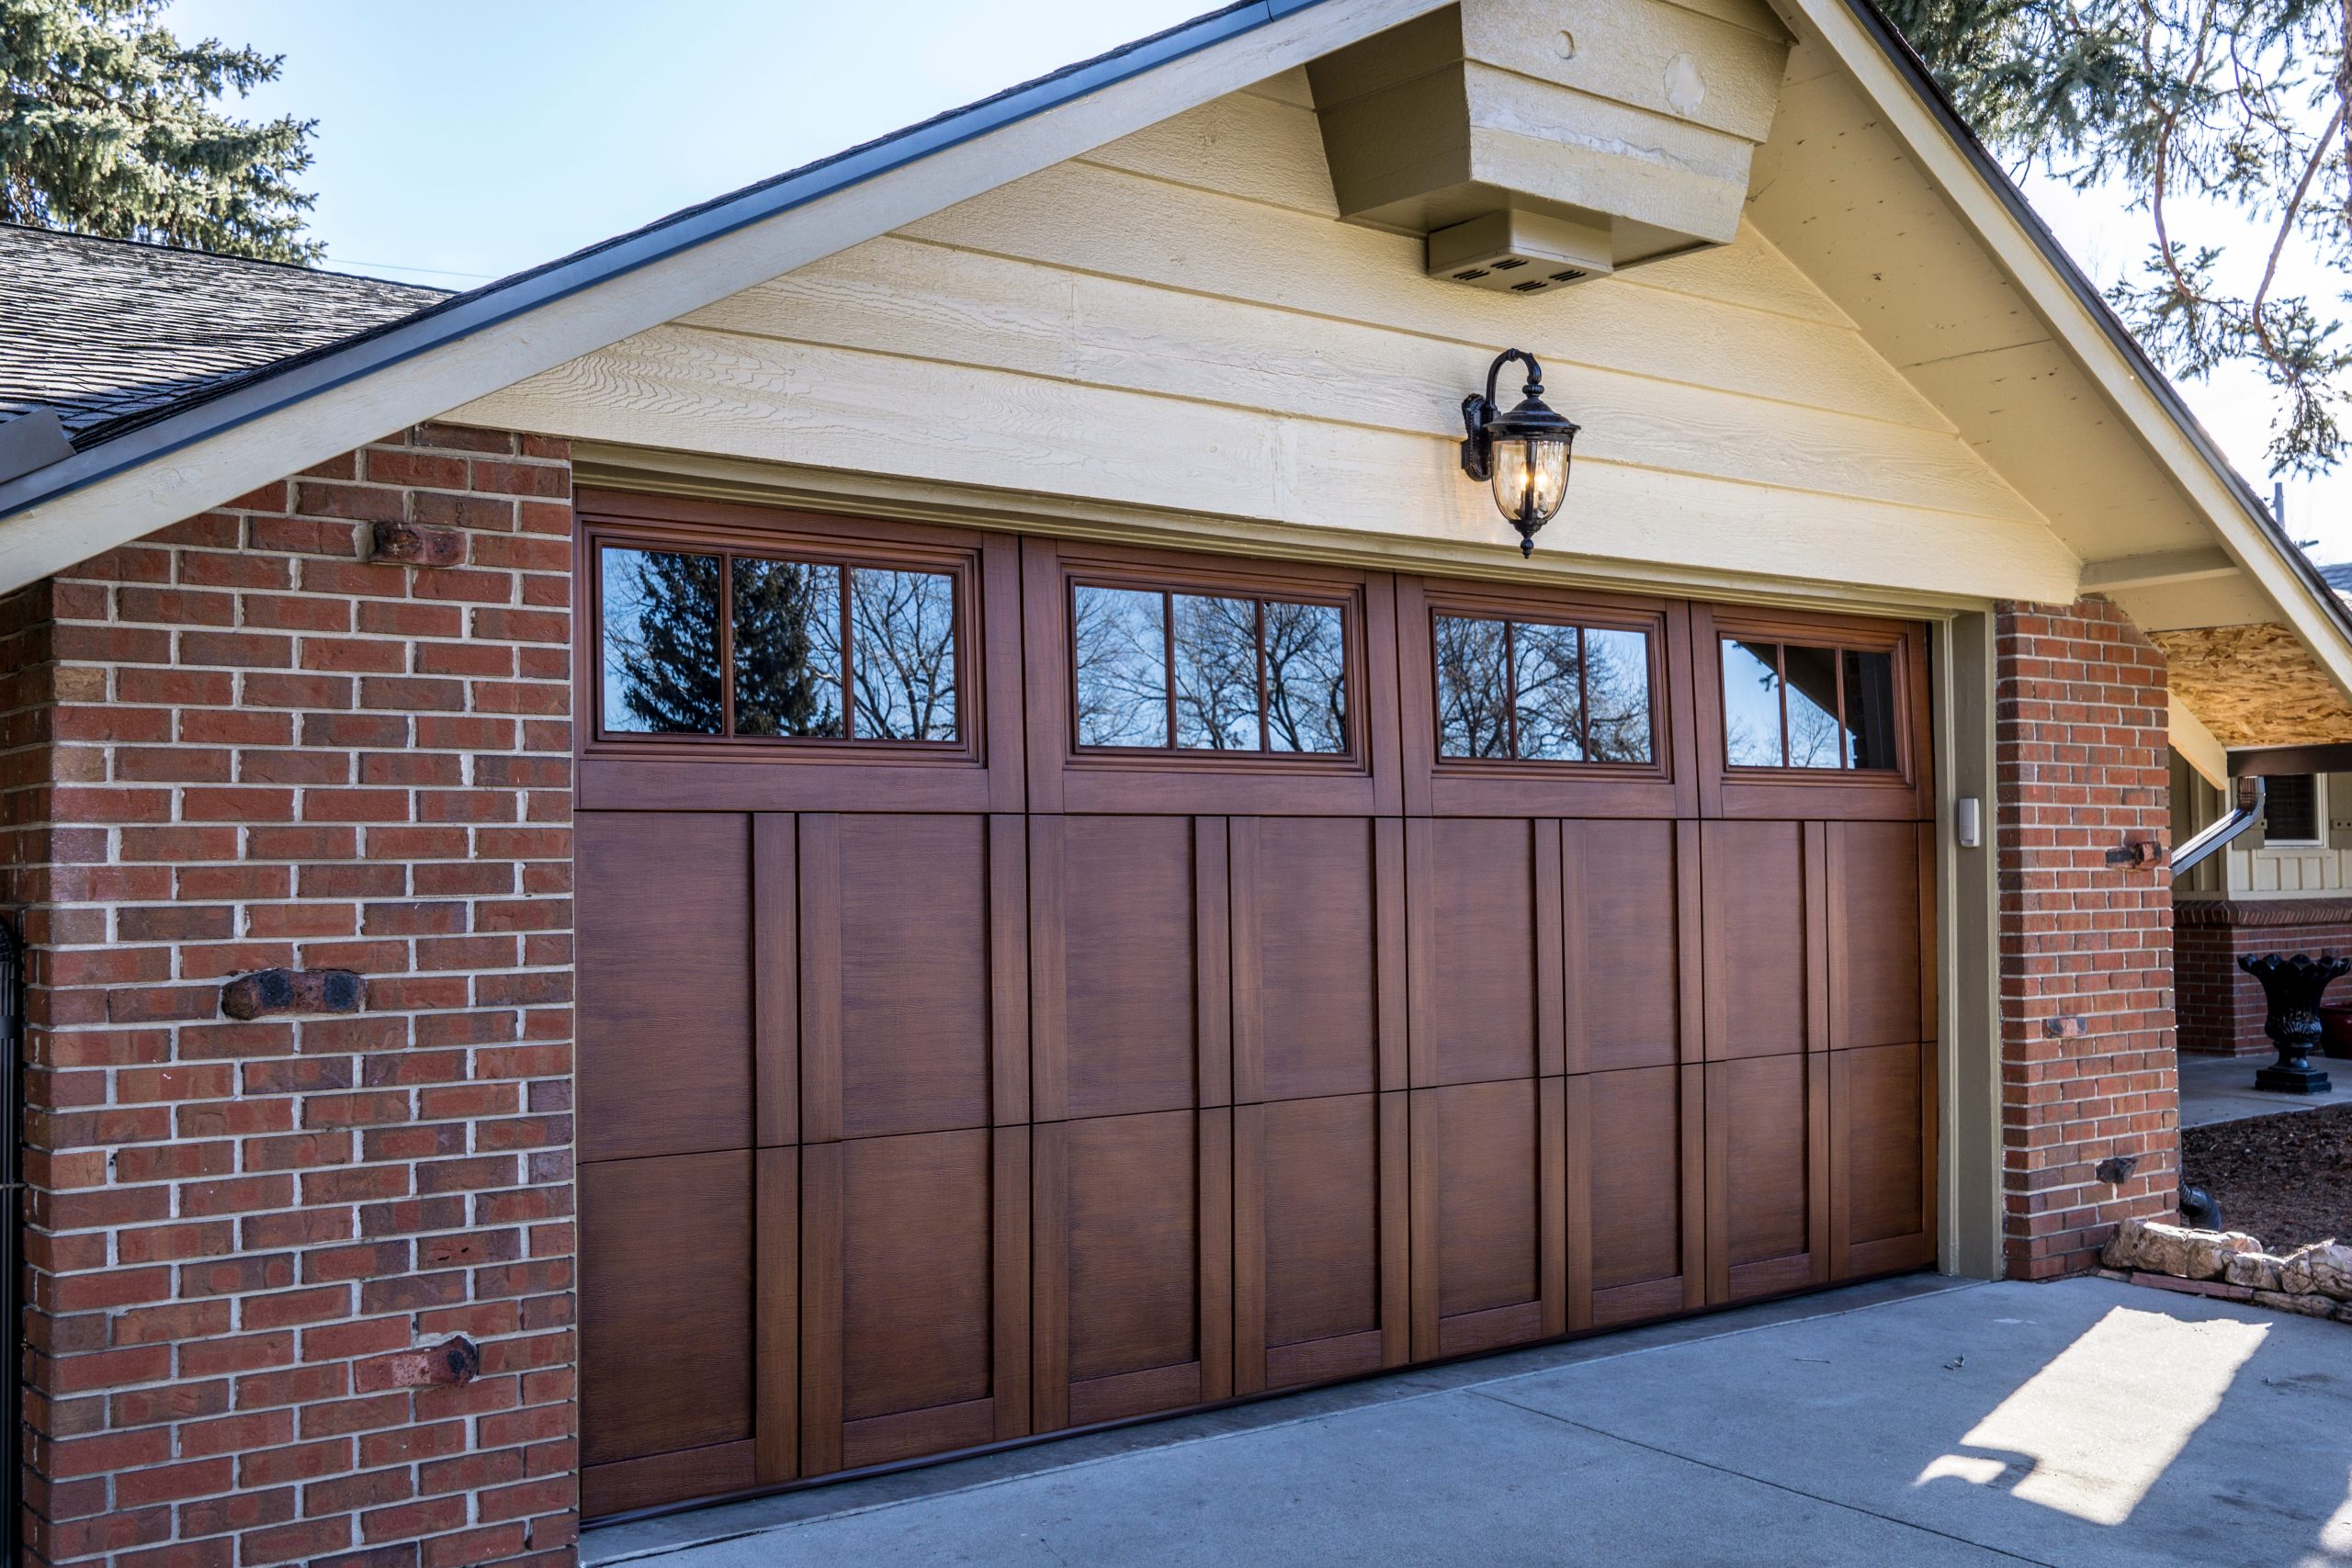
167,0 -> 2352,561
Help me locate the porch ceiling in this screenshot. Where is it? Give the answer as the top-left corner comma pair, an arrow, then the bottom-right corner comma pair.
2149,623 -> 2352,749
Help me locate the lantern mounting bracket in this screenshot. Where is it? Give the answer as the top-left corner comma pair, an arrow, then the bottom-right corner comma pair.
1458,348 -> 1543,482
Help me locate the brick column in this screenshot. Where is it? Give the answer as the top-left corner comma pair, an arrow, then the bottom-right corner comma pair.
6,427 -> 577,1566
1994,596 -> 2178,1280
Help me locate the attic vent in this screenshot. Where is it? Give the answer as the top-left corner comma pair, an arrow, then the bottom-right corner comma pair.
1425,211 -> 1613,297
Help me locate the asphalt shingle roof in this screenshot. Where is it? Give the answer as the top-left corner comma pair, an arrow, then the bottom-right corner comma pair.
0,224 -> 444,450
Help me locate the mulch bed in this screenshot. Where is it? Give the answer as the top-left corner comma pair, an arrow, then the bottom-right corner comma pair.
2180,1102 -> 2352,1252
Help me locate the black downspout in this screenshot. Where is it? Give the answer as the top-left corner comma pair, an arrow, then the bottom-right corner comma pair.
0,917 -> 22,1565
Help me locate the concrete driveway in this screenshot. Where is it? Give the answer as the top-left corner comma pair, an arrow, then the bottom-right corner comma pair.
586,1276 -> 2352,1567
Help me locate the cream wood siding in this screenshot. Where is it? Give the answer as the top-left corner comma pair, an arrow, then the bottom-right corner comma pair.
457,77 -> 2078,602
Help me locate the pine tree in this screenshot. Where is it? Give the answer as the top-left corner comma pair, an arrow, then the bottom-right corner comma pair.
1883,0 -> 2352,474
1,0 -> 320,263
610,552 -> 723,735
732,558 -> 842,739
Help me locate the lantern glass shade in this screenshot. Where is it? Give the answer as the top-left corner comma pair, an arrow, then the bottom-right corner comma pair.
1491,435 -> 1571,526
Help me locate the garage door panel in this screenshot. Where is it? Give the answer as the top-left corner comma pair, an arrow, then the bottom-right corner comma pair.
1034,1110 -> 1231,1429
581,1443 -> 757,1522
1409,1079 -> 1565,1359
577,813 -> 755,1161
799,814 -> 1001,1142
1566,1066 -> 1704,1328
1231,818 -> 1404,1102
1828,820 -> 1929,1051
573,512 -> 1943,1523
1034,816 -> 1224,1121
801,1128 -> 1029,1475
580,1151 -> 753,1469
1706,1055 -> 1829,1302
1563,819 -> 1698,1074
1236,1092 -> 1408,1393
1408,819 -> 1563,1086
1833,1042 -> 1937,1277
1700,820 -> 1826,1061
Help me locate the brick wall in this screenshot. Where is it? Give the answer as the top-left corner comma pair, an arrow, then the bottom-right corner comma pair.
2175,899 -> 2352,1055
1994,597 -> 2179,1281
5,426 -> 578,1567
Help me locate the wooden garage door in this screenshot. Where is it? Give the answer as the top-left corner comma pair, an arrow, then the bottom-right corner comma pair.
571,494 -> 1937,1518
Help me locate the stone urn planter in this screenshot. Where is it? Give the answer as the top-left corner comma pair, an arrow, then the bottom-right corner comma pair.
2238,953 -> 2348,1092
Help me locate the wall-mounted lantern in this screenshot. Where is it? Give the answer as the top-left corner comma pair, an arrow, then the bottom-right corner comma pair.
1459,349 -> 1580,557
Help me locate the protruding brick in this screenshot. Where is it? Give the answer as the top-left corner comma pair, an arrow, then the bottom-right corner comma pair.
219,969 -> 367,1021
364,520 -> 468,569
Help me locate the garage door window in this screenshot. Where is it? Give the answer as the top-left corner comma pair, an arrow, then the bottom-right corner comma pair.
1431,613 -> 1653,763
1720,638 -> 1897,771
600,543 -> 957,743
1071,583 -> 1348,754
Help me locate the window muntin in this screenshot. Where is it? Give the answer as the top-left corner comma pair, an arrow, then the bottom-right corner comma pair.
1071,583 -> 1348,755
1434,613 -> 1655,764
2262,773 -> 2320,843
1719,637 -> 1899,772
598,542 -> 958,744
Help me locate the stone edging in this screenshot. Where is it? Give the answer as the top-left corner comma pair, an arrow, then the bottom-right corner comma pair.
2100,1218 -> 2352,1324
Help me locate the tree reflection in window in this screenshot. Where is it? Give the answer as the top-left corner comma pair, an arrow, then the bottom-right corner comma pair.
1173,594 -> 1261,750
732,558 -> 842,738
1435,612 -> 1654,764
1263,600 -> 1346,753
1434,614 -> 1510,759
603,547 -> 722,735
1072,582 -> 1348,754
849,567 -> 956,740
1072,586 -> 1169,747
599,542 -> 957,744
1718,636 -> 1900,771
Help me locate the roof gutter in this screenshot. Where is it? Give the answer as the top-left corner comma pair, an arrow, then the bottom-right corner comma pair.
0,0 -> 1323,525
1837,0 -> 2352,657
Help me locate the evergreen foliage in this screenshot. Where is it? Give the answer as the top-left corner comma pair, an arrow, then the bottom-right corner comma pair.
1,0 -> 319,262
1883,0 -> 2352,473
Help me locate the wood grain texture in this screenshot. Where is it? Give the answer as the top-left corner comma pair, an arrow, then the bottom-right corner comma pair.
803,816 -> 994,1142
490,321 -> 2074,604
1827,819 -> 1925,1052
990,816 -> 1032,1126
753,816 -> 798,1148
1409,818 -> 1545,1087
1563,818 -> 1683,1074
575,521 -> 1947,1517
577,813 -> 752,1162
1236,1094 -> 1391,1393
754,1147 -> 798,1484
801,1129 -> 1029,1475
582,1150 -> 753,1469
1232,818 -> 1383,1103
1700,819 -> 1810,1060
1033,816 -> 1200,1122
